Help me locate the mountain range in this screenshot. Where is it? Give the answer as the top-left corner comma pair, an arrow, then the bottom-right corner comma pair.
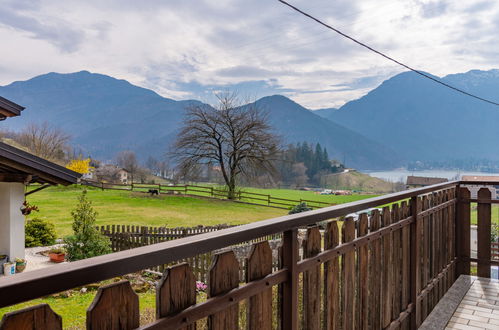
0,71 -> 399,170
2,68 -> 499,170
326,69 -> 499,162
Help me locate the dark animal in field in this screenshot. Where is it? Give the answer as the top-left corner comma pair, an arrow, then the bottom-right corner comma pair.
148,189 -> 159,196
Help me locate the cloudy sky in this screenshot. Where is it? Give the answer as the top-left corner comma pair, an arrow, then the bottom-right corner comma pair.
1,0 -> 499,108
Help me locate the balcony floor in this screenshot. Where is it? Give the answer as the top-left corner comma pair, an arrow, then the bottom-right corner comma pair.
421,275 -> 499,330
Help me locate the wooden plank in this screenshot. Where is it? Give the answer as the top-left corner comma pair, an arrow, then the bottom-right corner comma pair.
421,196 -> 429,321
246,241 -> 273,330
369,209 -> 382,330
324,221 -> 340,330
156,263 -> 196,330
342,217 -> 356,330
477,187 -> 492,278
382,207 -> 393,328
391,203 -> 401,329
456,187 -> 471,276
409,196 -> 421,330
357,213 -> 369,330
208,251 -> 239,330
0,304 -> 62,330
281,229 -> 299,330
302,226 -> 321,330
400,201 -> 410,330
87,280 -> 139,330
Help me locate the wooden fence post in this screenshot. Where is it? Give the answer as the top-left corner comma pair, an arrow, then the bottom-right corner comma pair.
456,187 -> 471,276
281,229 -> 298,330
101,182 -> 104,191
477,188 -> 492,278
410,195 -> 421,330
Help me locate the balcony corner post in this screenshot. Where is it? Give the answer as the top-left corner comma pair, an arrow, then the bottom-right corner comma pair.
456,186 -> 471,277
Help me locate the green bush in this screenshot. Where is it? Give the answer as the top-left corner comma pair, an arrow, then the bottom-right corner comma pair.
63,190 -> 111,261
25,218 -> 57,247
288,202 -> 312,214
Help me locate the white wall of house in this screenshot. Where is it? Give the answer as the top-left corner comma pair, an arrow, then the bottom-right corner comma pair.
0,182 -> 25,260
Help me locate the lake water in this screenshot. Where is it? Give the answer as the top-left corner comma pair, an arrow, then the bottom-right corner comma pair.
363,169 -> 497,183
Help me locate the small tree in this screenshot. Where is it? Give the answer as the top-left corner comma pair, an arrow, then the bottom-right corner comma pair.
63,190 -> 111,261
66,158 -> 93,174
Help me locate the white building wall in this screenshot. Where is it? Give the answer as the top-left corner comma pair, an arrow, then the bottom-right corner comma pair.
0,182 -> 25,260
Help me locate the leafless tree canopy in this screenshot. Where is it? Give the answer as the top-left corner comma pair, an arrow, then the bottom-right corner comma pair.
17,122 -> 71,162
173,93 -> 280,199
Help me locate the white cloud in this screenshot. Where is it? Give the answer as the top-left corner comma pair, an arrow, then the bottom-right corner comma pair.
0,0 -> 498,108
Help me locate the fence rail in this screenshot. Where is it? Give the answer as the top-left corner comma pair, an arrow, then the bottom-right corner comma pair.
3,180 -> 498,329
81,179 -> 334,209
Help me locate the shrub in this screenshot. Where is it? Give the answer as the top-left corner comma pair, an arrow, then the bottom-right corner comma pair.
63,190 -> 111,261
25,218 -> 57,247
288,202 -> 312,214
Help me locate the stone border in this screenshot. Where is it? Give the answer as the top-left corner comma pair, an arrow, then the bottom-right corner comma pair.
419,275 -> 476,330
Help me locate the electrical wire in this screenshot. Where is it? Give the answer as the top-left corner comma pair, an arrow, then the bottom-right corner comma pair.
277,0 -> 499,107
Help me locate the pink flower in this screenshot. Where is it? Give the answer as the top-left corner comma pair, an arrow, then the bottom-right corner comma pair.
196,281 -> 207,292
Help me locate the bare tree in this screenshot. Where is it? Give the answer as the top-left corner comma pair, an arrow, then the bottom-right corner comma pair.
173,93 -> 280,199
291,162 -> 308,188
17,122 -> 71,162
116,150 -> 139,183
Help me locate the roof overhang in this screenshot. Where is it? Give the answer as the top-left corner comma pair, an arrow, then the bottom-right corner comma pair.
0,142 -> 81,185
0,96 -> 24,120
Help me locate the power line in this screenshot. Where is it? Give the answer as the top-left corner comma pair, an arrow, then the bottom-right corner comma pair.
277,0 -> 499,107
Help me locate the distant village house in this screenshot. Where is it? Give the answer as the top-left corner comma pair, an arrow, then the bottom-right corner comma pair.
406,175 -> 448,189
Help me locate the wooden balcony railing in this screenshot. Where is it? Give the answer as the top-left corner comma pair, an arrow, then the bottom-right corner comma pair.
0,180 -> 497,329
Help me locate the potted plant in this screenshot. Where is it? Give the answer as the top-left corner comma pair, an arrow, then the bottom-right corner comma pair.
15,258 -> 27,273
0,255 -> 7,275
48,247 -> 66,263
20,201 -> 39,216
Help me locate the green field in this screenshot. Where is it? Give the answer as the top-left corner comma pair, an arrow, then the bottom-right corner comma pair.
0,290 -> 156,329
243,187 -> 377,204
26,185 -> 286,237
26,185 -> 376,237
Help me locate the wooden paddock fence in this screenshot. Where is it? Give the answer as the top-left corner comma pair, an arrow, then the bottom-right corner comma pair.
2,180 -> 498,329
97,224 -> 282,282
81,179 -> 333,209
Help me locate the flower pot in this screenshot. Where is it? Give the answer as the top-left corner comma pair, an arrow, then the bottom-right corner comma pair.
0,255 -> 8,275
3,262 -> 15,276
16,262 -> 27,273
49,253 -> 65,263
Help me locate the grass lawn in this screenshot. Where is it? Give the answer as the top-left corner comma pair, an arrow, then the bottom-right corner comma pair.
471,204 -> 499,226
243,187 -> 377,204
0,290 -> 156,329
26,185 -> 286,237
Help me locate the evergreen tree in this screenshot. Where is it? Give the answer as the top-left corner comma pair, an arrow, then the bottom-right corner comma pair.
63,190 -> 111,261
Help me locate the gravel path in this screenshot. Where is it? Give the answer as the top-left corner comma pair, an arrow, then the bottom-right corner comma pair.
24,244 -> 66,272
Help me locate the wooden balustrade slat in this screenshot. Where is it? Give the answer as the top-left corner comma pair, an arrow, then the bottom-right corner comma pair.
382,207 -> 393,328
409,196 -> 421,329
0,304 -> 62,330
477,188 -> 492,278
156,263 -> 196,330
357,213 -> 369,330
324,221 -> 340,330
246,241 -> 273,330
421,196 -> 429,322
208,251 -> 239,330
400,201 -> 410,330
87,280 -> 139,330
342,217 -> 356,330
302,226 -> 321,330
391,204 -> 401,329
369,209 -> 382,329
